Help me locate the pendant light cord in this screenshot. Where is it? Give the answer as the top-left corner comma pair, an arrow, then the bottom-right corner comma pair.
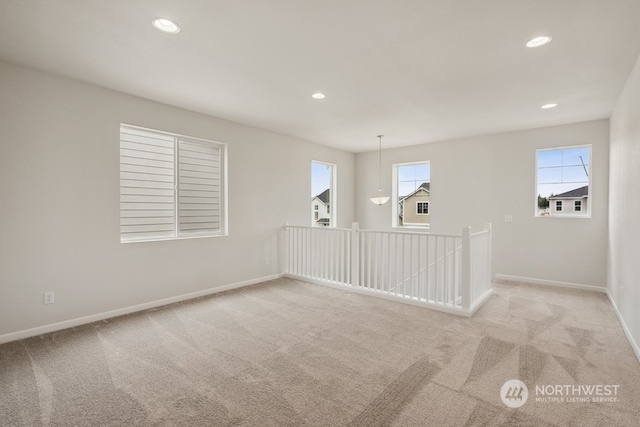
370,135 -> 389,205
377,135 -> 383,194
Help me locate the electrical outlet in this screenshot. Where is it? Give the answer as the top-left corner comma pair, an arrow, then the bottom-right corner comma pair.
504,215 -> 513,222
44,292 -> 55,305
264,257 -> 270,265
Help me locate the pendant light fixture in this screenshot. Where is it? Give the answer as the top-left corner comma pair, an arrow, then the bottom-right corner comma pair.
370,135 -> 390,205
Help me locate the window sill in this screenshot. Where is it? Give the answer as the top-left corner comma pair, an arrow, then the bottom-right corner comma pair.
535,214 -> 591,219
393,225 -> 431,230
122,233 -> 228,244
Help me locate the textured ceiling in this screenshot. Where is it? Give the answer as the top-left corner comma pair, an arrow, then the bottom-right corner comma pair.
1,0 -> 640,152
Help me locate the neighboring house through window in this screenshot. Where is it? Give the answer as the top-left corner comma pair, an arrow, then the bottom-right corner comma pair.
548,185 -> 589,216
311,188 -> 330,226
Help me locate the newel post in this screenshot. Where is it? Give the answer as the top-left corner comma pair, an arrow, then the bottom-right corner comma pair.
351,222 -> 360,287
282,222 -> 289,275
485,222 -> 493,285
461,226 -> 471,311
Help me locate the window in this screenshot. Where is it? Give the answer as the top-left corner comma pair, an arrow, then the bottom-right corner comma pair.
416,201 -> 429,215
536,145 -> 591,217
392,161 -> 431,228
311,161 -> 336,227
120,125 -> 227,242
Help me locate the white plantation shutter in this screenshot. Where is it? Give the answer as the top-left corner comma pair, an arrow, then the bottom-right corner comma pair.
120,125 -> 226,242
178,140 -> 222,235
120,126 -> 176,242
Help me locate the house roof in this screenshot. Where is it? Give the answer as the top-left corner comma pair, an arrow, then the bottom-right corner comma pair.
400,183 -> 430,201
314,189 -> 330,204
549,185 -> 588,199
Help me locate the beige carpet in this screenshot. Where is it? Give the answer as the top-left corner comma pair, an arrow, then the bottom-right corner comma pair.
1,278 -> 639,426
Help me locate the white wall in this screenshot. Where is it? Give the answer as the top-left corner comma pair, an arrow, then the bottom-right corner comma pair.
0,61 -> 355,337
609,54 -> 640,353
356,120 -> 609,288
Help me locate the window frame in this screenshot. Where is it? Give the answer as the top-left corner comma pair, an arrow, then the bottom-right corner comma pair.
120,124 -> 228,243
392,160 -> 431,229
311,160 -> 337,228
535,145 -> 592,219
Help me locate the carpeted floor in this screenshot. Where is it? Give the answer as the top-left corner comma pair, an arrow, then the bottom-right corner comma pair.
1,278 -> 639,426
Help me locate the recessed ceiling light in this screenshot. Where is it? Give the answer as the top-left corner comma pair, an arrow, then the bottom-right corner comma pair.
541,103 -> 558,109
526,36 -> 552,48
311,93 -> 326,100
152,18 -> 180,34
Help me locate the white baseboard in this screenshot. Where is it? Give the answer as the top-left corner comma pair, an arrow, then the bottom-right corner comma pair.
494,274 -> 607,293
0,273 -> 284,345
495,274 -> 639,364
469,289 -> 494,315
606,292 -> 640,364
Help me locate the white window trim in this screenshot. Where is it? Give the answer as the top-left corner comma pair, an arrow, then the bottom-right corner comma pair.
535,144 -> 592,219
120,124 -> 228,243
392,161 -> 431,229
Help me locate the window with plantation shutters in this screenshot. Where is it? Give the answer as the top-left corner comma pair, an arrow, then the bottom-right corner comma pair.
120,125 -> 227,242
178,140 -> 222,235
